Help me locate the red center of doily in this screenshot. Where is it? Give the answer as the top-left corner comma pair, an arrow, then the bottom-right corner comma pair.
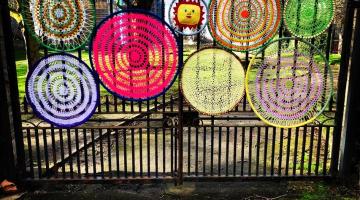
241,10 -> 250,18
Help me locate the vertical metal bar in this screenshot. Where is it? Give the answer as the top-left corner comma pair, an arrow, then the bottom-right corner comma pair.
122,100 -> 126,112
131,128 -> 135,177
130,101 -> 134,113
51,127 -> 57,172
123,129 -> 128,178
67,129 -> 73,178
330,3 -> 355,177
218,127 -> 222,176
75,129 -> 81,178
211,120 -> 215,176
171,127 -> 174,176
59,129 -> 65,178
107,129 -> 112,178
139,128 -> 143,177
255,127 -> 260,176
115,129 -> 120,178
203,126 -> 207,176
241,127 -> 245,176
293,127 -> 299,176
315,126 -> 322,175
24,97 -> 29,114
278,128 -> 284,176
147,101 -> 151,178
114,96 -> 118,112
0,1 -> 26,178
338,10 -> 360,179
91,129 -> 96,178
233,127 -> 238,176
263,127 -> 269,176
175,126 -> 178,177
162,128 -> 166,176
35,129 -> 43,178
226,127 -> 230,176
270,127 -> 276,176
248,127 -> 253,176
188,127 -> 191,175
26,129 -> 34,178
154,98 -> 158,112
177,33 -> 184,185
325,25 -> 334,111
42,129 -> 49,177
82,129 -> 89,177
323,127 -> 330,175
138,101 -> 142,113
99,129 -> 104,178
155,128 -> 159,178
195,127 -> 199,176
308,127 -> 315,175
300,126 -> 307,175
285,129 -> 291,176
83,129 -> 89,176
106,96 -> 110,112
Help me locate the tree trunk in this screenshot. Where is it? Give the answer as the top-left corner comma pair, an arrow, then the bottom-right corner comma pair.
124,0 -> 154,10
24,29 -> 40,70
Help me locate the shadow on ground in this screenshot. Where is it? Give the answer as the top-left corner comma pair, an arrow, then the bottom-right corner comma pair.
1,181 -> 358,200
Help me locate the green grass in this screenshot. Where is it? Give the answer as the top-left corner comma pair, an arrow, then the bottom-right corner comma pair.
15,47 -> 341,102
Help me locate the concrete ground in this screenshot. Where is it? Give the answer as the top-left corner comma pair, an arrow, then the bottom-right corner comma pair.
1,181 -> 359,200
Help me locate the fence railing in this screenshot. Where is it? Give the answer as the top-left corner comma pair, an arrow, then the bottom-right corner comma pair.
14,0 -> 343,184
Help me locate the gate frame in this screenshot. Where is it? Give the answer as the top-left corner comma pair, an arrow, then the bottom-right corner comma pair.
0,0 -> 359,185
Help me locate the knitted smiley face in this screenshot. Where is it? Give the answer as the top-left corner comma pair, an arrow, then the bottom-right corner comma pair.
174,0 -> 205,29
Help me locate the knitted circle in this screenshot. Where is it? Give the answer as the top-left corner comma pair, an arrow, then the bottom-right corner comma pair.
181,48 -> 245,115
169,0 -> 208,36
90,10 -> 179,101
246,38 -> 333,128
26,54 -> 99,128
21,0 -> 96,51
208,0 -> 281,52
284,0 -> 334,38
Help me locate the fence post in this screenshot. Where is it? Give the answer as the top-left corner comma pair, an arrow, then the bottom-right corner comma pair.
330,0 -> 356,177
0,0 -> 26,180
338,5 -> 360,182
177,34 -> 184,185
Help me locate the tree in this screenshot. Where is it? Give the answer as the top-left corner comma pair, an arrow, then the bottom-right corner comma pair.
123,0 -> 154,9
333,0 -> 346,52
8,0 -> 40,69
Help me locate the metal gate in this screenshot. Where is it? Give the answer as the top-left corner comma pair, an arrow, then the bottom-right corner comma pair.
2,0 -> 359,184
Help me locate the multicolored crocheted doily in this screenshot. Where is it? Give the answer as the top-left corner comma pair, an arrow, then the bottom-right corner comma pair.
21,0 -> 96,51
181,48 -> 245,115
246,38 -> 333,128
26,53 -> 99,128
208,0 -> 281,52
90,10 -> 179,101
284,0 -> 335,38
169,0 -> 208,36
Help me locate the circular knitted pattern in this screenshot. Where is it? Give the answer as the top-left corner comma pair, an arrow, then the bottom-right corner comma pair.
208,0 -> 281,52
284,0 -> 334,38
26,53 -> 99,128
181,48 -> 245,115
90,10 -> 179,101
169,0 -> 208,36
21,0 -> 96,51
246,38 -> 333,128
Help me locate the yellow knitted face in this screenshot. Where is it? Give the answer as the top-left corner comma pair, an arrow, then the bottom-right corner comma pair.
176,3 -> 201,26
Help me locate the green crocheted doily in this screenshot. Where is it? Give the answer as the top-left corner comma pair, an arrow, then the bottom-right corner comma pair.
284,0 -> 334,38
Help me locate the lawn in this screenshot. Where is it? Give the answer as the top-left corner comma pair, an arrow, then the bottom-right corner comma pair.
15,46 -> 341,103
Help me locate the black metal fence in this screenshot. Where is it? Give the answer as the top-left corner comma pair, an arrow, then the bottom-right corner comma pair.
12,0 -> 357,184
